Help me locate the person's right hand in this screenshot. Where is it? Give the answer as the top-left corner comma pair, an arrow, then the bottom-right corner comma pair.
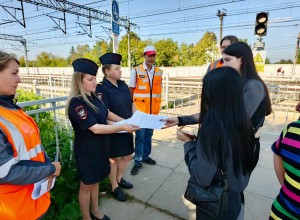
123,124 -> 140,133
162,117 -> 179,128
52,162 -> 61,176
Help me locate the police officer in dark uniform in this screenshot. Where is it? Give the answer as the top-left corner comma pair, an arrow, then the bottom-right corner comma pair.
66,58 -> 139,220
96,53 -> 135,202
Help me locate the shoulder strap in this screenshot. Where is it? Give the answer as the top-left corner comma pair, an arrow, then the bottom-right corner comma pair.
253,117 -> 264,134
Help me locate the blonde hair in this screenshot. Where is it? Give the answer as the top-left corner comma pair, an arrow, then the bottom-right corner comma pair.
65,71 -> 98,115
0,50 -> 20,71
102,64 -> 112,77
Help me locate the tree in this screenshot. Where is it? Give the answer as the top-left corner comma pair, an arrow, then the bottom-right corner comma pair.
118,31 -> 145,67
265,57 -> 271,64
67,46 -> 76,65
66,44 -> 92,65
154,38 -> 180,66
192,31 -> 217,65
35,52 -> 68,67
275,59 -> 293,64
179,43 -> 194,66
19,56 -> 26,67
239,38 -> 248,44
89,40 -> 111,65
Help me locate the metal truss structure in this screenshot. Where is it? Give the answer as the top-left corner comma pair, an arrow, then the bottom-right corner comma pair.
0,1 -> 26,27
20,0 -> 136,32
0,0 -> 136,37
0,34 -> 29,72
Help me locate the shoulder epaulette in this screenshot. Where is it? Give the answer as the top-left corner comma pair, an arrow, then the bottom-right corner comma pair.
73,95 -> 83,99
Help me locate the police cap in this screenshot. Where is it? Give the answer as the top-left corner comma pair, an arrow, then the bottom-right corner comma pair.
72,58 -> 98,76
99,53 -> 122,65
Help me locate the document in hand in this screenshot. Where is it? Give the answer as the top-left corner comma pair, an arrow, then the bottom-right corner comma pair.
115,110 -> 167,129
31,177 -> 56,200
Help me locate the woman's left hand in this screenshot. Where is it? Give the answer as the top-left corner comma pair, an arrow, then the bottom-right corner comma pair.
176,126 -> 196,142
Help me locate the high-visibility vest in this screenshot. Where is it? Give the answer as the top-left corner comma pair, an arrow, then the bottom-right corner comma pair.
209,59 -> 223,71
133,64 -> 163,115
0,106 -> 50,220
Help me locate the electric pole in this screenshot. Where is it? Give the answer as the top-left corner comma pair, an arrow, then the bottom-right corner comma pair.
20,40 -> 29,74
217,9 -> 227,43
127,22 -> 131,69
292,32 -> 300,76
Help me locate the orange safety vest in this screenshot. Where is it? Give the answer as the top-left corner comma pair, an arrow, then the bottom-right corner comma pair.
209,59 -> 223,71
133,64 -> 163,115
0,106 -> 50,220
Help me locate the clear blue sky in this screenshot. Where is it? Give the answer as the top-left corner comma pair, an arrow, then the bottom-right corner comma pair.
0,0 -> 299,63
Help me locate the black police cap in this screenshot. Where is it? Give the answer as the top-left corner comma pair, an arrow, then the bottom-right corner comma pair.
72,58 -> 98,76
99,53 -> 122,65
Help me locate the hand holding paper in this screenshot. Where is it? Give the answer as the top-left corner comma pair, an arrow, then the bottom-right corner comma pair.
115,110 -> 167,129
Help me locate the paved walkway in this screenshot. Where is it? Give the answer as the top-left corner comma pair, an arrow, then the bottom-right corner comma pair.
99,112 -> 298,220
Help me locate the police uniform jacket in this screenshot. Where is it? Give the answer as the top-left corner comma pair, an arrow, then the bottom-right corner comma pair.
68,94 -> 110,184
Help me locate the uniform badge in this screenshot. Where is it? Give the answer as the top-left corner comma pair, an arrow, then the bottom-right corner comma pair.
75,105 -> 87,120
97,92 -> 103,101
139,75 -> 145,78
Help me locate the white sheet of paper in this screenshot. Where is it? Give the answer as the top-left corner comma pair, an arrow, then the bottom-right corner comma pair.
115,110 -> 167,129
31,177 -> 56,200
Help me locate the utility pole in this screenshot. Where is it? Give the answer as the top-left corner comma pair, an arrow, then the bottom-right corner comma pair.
20,40 -> 29,74
292,32 -> 300,76
217,9 -> 227,43
127,22 -> 131,69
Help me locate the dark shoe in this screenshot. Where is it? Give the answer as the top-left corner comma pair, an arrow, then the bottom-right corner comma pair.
143,157 -> 156,165
90,211 -> 110,220
118,178 -> 133,189
111,186 -> 127,202
131,165 -> 142,175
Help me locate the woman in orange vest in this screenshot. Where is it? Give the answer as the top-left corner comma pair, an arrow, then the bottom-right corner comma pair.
0,50 -> 61,220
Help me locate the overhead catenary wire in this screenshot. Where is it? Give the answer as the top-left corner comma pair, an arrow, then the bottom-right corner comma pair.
0,0 -> 298,62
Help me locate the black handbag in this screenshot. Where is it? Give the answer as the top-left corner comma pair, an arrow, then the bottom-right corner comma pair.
184,154 -> 228,218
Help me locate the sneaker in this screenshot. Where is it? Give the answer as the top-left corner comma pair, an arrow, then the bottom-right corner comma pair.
143,157 -> 156,165
131,165 -> 142,175
118,178 -> 133,189
111,186 -> 127,202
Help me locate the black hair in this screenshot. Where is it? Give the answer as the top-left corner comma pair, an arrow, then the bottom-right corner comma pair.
199,66 -> 254,176
223,42 -> 272,115
220,35 -> 239,46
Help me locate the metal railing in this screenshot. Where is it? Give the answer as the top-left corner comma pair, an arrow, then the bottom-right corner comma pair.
18,97 -> 70,161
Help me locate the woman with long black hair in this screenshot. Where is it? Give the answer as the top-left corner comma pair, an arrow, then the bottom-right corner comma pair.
177,67 -> 254,219
165,42 -> 271,170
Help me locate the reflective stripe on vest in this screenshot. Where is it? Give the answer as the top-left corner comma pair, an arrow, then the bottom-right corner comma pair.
0,107 -> 45,179
133,64 -> 163,114
138,86 -> 147,90
133,93 -> 162,98
0,115 -> 43,178
0,157 -> 17,178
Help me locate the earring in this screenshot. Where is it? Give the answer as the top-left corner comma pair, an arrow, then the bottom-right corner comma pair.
107,74 -> 110,77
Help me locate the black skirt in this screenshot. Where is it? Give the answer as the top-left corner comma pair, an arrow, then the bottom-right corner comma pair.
109,133 -> 134,158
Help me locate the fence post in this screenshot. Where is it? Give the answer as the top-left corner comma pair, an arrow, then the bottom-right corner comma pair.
32,80 -> 40,96
52,101 -> 61,162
